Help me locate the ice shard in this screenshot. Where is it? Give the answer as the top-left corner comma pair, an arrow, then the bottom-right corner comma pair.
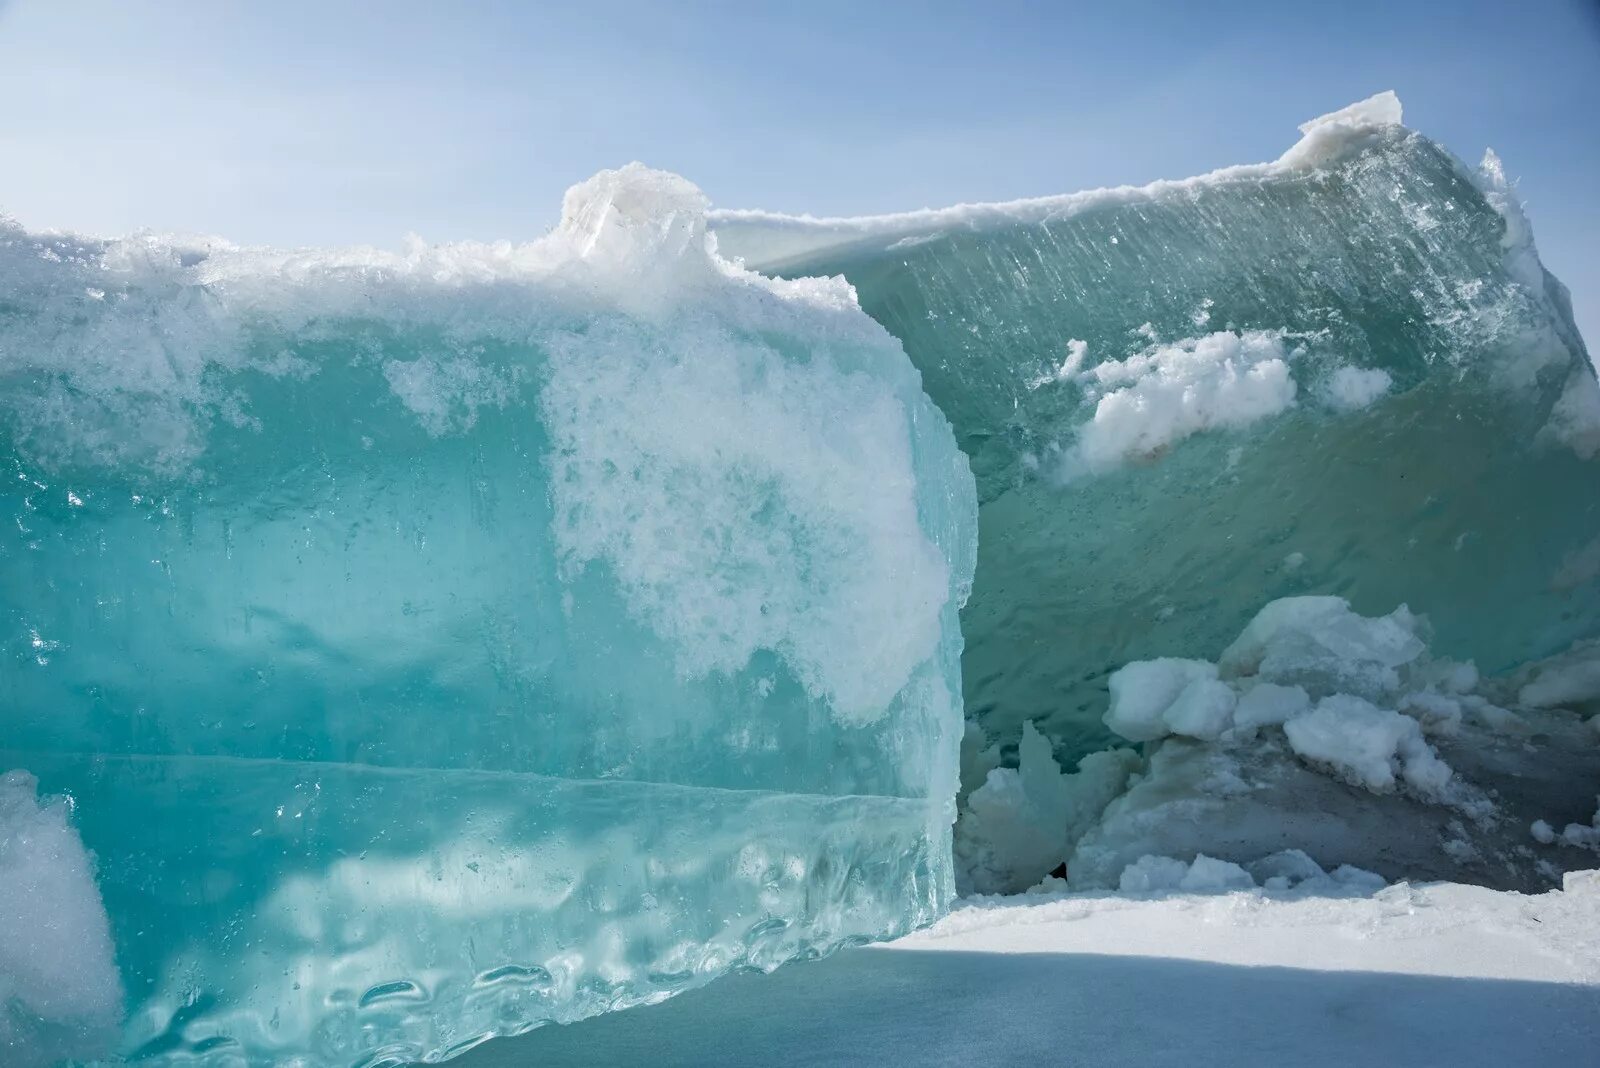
0,165 -> 976,1064
712,93 -> 1600,764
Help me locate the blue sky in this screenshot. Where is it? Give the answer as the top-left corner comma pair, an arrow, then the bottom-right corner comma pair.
2,1 -> 1597,344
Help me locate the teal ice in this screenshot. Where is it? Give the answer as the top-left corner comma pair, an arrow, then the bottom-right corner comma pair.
0,166 -> 975,1065
713,93 -> 1600,765
3,92 -> 1599,1067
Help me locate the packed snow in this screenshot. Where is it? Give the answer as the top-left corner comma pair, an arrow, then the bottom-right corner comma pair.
1533,800 -> 1600,853
0,772 -> 122,1068
709,92 -> 1409,270
1061,329 -> 1298,479
460,867 -> 1600,1067
1283,694 -> 1454,797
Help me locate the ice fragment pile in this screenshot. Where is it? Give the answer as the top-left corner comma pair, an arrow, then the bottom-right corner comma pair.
956,593 -> 1600,896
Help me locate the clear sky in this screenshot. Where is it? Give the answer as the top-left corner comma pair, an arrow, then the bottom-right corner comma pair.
2,0 -> 1597,345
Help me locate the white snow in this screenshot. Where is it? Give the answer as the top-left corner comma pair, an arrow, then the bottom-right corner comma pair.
1400,689 -> 1465,735
1104,657 -> 1218,743
1517,638 -> 1600,711
1101,596 -> 1455,773
1045,593 -> 1584,894
1283,694 -> 1455,798
909,872 -> 1598,985
1320,364 -> 1393,411
469,870 -> 1600,1067
1276,90 -> 1404,169
709,93 -> 1408,272
1531,800 -> 1600,852
0,771 -> 123,1068
1159,677 -> 1238,741
1063,330 -> 1298,479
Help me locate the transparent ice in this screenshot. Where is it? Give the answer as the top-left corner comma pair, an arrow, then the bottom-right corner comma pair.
0,165 -> 976,1065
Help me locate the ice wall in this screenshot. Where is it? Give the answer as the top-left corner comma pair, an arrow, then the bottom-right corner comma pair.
713,92 -> 1600,765
0,165 -> 976,1064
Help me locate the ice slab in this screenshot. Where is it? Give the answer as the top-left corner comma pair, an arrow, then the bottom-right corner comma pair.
0,164 -> 976,1064
712,93 -> 1600,765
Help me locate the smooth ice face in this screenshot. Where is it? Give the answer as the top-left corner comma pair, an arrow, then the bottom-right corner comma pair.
0,164 -> 976,1064
713,93 -> 1600,763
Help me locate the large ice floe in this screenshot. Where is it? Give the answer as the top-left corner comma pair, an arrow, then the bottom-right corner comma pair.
714,93 -> 1600,898
713,91 -> 1600,768
4,91 -> 1600,1066
0,166 -> 976,1064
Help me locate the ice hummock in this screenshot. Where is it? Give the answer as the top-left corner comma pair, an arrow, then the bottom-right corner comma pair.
712,92 -> 1600,772
0,164 -> 976,1064
1065,595 -> 1600,893
950,593 -> 1600,896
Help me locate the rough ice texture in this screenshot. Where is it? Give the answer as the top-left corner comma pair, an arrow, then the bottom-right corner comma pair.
1061,330 -> 1297,478
712,93 -> 1600,771
1104,659 -> 1219,743
460,866 -> 1600,1066
0,772 -> 122,1068
1117,853 -> 1255,894
955,591 -> 1600,896
1532,799 -> 1600,853
1284,695 -> 1454,797
1064,597 -> 1600,893
0,164 -> 977,1064
1515,639 -> 1600,713
953,721 -> 1137,895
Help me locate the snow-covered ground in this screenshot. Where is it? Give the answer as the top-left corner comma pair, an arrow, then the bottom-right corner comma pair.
461,872 -> 1600,1067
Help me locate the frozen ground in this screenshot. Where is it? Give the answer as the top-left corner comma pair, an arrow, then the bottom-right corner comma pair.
456,872 -> 1600,1067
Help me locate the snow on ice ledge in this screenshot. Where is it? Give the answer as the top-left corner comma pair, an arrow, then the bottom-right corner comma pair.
709,92 -> 1408,268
